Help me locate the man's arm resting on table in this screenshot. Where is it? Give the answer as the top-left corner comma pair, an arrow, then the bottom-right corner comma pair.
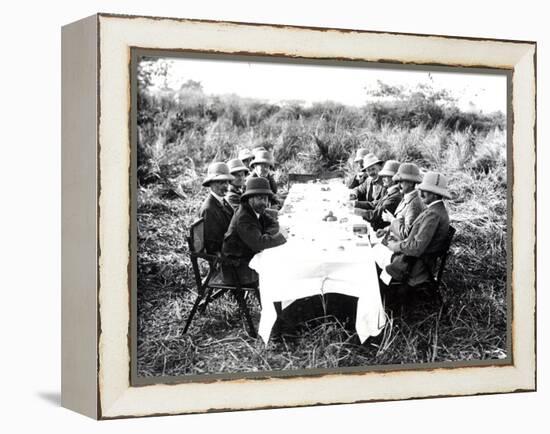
237,213 -> 287,253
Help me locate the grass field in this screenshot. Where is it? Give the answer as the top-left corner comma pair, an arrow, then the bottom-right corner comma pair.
136,77 -> 508,377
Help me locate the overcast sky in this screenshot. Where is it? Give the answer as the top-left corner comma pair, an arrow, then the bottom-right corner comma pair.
150,56 -> 507,114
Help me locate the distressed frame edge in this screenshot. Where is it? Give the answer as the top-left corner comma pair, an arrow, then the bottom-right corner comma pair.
61,13 -> 101,420
93,14 -> 536,419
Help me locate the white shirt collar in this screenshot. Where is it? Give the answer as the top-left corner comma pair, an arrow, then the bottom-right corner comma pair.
428,199 -> 443,208
210,191 -> 225,205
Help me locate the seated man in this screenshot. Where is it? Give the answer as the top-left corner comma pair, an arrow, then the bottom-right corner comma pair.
350,153 -> 385,205
384,172 -> 451,287
238,148 -> 254,170
248,149 -> 278,194
222,177 -> 287,285
225,158 -> 249,210
198,162 -> 235,255
377,162 -> 425,240
347,148 -> 369,189
355,160 -> 402,230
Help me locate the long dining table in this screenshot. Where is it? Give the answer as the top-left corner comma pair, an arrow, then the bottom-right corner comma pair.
249,178 -> 387,343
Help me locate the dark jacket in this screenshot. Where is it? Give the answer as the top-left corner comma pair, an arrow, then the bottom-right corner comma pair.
364,185 -> 403,230
225,184 -> 243,211
353,176 -> 385,203
393,201 -> 450,286
222,202 -> 287,284
198,193 -> 234,255
347,170 -> 367,189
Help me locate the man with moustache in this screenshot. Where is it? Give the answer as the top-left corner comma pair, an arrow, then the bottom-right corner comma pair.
355,160 -> 402,230
248,149 -> 278,195
222,177 -> 287,285
225,158 -> 249,210
350,153 -> 385,205
347,148 -> 369,189
198,162 -> 235,255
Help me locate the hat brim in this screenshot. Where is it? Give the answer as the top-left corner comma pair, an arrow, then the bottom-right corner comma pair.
379,169 -> 397,177
364,159 -> 384,169
418,183 -> 452,199
392,173 -> 423,183
202,173 -> 234,187
354,156 -> 365,163
229,166 -> 249,175
250,159 -> 274,168
240,189 -> 274,201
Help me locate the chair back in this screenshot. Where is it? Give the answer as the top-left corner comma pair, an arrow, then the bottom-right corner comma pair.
186,218 -> 215,295
434,225 -> 456,288
188,218 -> 205,254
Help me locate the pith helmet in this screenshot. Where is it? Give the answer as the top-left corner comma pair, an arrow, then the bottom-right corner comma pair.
250,150 -> 275,168
363,153 -> 384,169
241,177 -> 274,201
202,162 -> 235,187
252,146 -> 267,155
417,171 -> 451,199
378,160 -> 401,177
226,158 -> 249,174
354,148 -> 369,163
392,163 -> 423,183
238,148 -> 254,162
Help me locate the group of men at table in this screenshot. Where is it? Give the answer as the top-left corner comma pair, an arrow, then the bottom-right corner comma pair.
197,145 -> 451,293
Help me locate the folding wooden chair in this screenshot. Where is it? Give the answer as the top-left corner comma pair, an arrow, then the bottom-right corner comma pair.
182,218 -> 260,337
424,225 -> 456,305
385,225 -> 456,309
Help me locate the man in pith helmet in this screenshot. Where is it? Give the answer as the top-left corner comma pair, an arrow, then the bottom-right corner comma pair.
225,158 -> 249,210
238,148 -> 254,170
350,153 -> 385,204
248,149 -> 278,194
384,171 -> 451,286
347,148 -> 369,189
198,162 -> 235,255
222,177 -> 287,285
378,162 -> 425,240
356,160 -> 403,230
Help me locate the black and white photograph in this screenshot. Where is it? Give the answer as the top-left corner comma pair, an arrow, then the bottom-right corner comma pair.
134,53 -> 509,379
1,0 -> 546,428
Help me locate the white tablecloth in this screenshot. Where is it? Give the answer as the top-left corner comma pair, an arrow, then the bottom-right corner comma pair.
249,179 -> 387,343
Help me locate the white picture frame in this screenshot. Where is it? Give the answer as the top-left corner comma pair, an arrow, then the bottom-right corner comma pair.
61,13 -> 536,419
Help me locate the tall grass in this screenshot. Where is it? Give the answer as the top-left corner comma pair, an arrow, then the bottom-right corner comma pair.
136,84 -> 507,377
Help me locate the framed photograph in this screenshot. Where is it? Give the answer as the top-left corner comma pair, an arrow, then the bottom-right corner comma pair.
61,13 -> 536,419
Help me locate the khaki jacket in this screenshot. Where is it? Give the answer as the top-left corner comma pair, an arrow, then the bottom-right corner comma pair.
389,190 -> 425,240
353,176 -> 385,203
364,185 -> 402,230
396,201 -> 450,286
